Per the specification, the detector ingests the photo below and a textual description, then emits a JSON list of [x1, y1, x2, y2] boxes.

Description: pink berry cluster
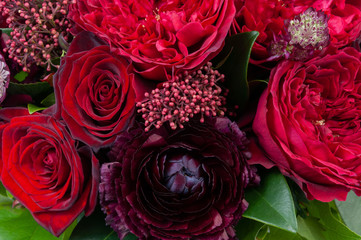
[[0, 0, 73, 72], [137, 62, 227, 131]]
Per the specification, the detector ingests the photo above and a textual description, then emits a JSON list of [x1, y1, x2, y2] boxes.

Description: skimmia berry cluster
[[0, 0, 73, 72], [137, 62, 227, 131], [269, 7, 330, 61]]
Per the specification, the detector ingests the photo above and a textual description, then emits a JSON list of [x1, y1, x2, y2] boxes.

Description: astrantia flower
[[0, 54, 10, 103], [68, 0, 235, 81], [100, 118, 259, 239], [234, 0, 361, 64], [0, 0, 73, 71], [137, 62, 226, 131], [269, 8, 330, 61]]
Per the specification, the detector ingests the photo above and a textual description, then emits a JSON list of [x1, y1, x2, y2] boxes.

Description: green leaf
[[235, 218, 266, 240], [0, 181, 6, 197], [297, 216, 326, 240], [27, 103, 47, 114], [123, 233, 138, 240], [6, 190, 13, 199], [243, 169, 298, 233], [307, 201, 361, 240], [7, 82, 53, 101], [70, 206, 127, 240], [263, 226, 305, 240], [212, 31, 259, 111], [40, 92, 55, 107], [0, 195, 76, 240], [14, 71, 29, 82], [336, 191, 361, 236], [0, 28, 12, 36]]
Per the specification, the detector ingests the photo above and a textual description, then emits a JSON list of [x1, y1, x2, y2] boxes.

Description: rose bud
[[100, 118, 259, 239]]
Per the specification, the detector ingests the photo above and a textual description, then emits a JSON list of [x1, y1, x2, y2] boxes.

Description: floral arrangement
[[1, 0, 361, 239]]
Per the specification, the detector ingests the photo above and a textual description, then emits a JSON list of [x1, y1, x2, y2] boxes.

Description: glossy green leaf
[[70, 206, 123, 240], [41, 92, 55, 107], [0, 28, 12, 36], [297, 216, 326, 240], [335, 191, 361, 236], [235, 218, 266, 240], [27, 103, 47, 114], [0, 181, 6, 196], [263, 226, 305, 240], [0, 195, 76, 240], [6, 190, 13, 199], [123, 233, 138, 240], [7, 82, 53, 101], [212, 31, 259, 111], [243, 169, 298, 233], [307, 201, 361, 240], [14, 71, 29, 82]]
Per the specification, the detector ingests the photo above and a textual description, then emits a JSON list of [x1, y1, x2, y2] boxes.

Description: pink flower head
[[68, 0, 235, 81]]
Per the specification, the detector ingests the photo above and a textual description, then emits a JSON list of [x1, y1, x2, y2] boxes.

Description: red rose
[[234, 0, 361, 63], [253, 47, 361, 201], [0, 108, 99, 236], [68, 0, 235, 81], [54, 31, 138, 149]]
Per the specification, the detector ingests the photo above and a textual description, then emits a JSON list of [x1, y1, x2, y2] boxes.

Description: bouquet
[[0, 0, 361, 239]]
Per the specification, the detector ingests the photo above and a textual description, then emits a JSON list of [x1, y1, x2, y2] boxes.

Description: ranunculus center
[[163, 151, 204, 195]]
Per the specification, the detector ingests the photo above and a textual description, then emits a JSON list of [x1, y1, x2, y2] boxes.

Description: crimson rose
[[54, 31, 137, 149], [234, 0, 361, 63], [0, 108, 99, 236], [68, 0, 235, 81], [253, 47, 361, 201], [100, 118, 258, 239]]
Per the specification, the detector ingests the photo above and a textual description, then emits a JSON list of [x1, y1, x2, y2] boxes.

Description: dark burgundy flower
[[100, 118, 258, 239]]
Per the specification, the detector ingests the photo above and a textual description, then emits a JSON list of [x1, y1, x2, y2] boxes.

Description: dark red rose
[[234, 0, 361, 64], [54, 31, 139, 149], [100, 118, 258, 240], [253, 47, 361, 201], [68, 0, 235, 81], [0, 108, 99, 236]]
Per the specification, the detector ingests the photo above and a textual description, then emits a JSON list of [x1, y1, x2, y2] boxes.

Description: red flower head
[[54, 31, 143, 150], [68, 0, 235, 81], [253, 47, 361, 201], [0, 108, 99, 236]]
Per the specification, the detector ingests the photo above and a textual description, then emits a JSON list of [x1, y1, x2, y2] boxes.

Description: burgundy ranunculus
[[0, 108, 99, 236], [253, 47, 361, 202], [54, 31, 138, 149], [68, 0, 235, 81], [100, 118, 258, 239], [234, 0, 361, 64]]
